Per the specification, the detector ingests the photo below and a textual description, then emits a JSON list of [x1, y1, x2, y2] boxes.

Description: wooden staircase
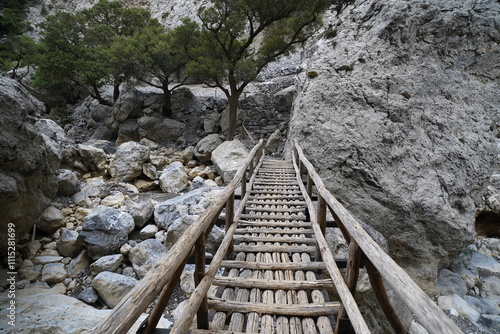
[[94, 139, 464, 334]]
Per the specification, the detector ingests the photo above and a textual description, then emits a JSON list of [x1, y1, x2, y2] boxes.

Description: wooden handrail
[[293, 139, 463, 334], [94, 139, 264, 334]]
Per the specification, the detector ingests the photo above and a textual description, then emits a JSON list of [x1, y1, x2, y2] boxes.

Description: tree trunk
[[162, 86, 172, 118], [92, 84, 113, 106], [113, 82, 120, 102], [227, 93, 241, 141]]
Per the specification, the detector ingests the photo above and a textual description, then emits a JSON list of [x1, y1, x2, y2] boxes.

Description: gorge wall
[[287, 0, 499, 291]]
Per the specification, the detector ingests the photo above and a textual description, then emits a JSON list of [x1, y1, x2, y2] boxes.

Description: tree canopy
[[34, 0, 160, 105], [183, 0, 334, 140]]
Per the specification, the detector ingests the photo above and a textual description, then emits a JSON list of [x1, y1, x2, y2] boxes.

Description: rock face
[[211, 140, 249, 183], [287, 0, 499, 291], [0, 77, 59, 254], [78, 205, 135, 260]]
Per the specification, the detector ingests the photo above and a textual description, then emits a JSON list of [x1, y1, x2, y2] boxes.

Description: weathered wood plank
[[235, 227, 315, 235], [213, 276, 334, 290], [233, 235, 317, 244], [233, 244, 317, 254], [238, 220, 311, 228], [240, 213, 307, 221]]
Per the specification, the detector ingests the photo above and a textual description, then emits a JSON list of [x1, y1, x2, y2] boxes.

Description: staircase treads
[[208, 299, 340, 317], [239, 213, 307, 221], [233, 235, 317, 244], [212, 276, 334, 290], [232, 244, 317, 254], [234, 227, 315, 235], [220, 260, 327, 271]]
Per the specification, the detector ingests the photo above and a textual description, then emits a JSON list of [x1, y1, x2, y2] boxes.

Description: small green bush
[[307, 70, 319, 78]]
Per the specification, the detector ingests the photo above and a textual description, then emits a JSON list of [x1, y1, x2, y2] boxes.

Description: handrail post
[[241, 168, 247, 199], [225, 193, 235, 255], [195, 234, 209, 330], [139, 259, 187, 334], [335, 240, 362, 334], [306, 174, 313, 199], [364, 256, 408, 334]]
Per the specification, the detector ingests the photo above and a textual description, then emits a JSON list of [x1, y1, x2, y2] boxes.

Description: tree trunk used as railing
[[94, 139, 264, 334], [293, 139, 463, 334]]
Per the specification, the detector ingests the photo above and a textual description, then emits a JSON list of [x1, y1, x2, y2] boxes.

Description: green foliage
[[34, 0, 159, 105], [183, 0, 336, 139], [307, 70, 319, 78], [0, 33, 37, 78]]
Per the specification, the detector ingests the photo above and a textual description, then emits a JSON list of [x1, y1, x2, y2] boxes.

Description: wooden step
[[250, 189, 303, 195], [238, 220, 311, 228], [232, 244, 317, 253], [234, 227, 315, 235], [212, 276, 334, 290], [239, 213, 307, 221], [246, 200, 306, 206], [233, 235, 316, 244], [220, 260, 327, 271], [208, 299, 340, 316], [245, 207, 305, 213]]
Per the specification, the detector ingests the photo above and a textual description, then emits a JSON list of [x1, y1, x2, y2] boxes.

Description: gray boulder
[[154, 187, 207, 229], [159, 161, 189, 193], [165, 215, 198, 250], [90, 254, 124, 275], [129, 200, 155, 228], [57, 228, 80, 257], [41, 263, 67, 284], [92, 271, 138, 308], [128, 239, 168, 279], [78, 144, 107, 172], [109, 141, 150, 182], [286, 0, 500, 291], [194, 134, 223, 163], [71, 192, 92, 207], [0, 77, 58, 256], [211, 140, 249, 183], [78, 205, 135, 260], [106, 87, 143, 133], [37, 206, 65, 234], [273, 85, 297, 112], [57, 169, 80, 196], [265, 129, 282, 153], [138, 116, 185, 144], [437, 269, 467, 297], [77, 287, 99, 304]]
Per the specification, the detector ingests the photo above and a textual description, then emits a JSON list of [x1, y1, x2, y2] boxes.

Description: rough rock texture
[[159, 161, 189, 193], [0, 287, 170, 333], [287, 0, 500, 291], [0, 77, 58, 254], [128, 239, 168, 279], [137, 116, 186, 144], [56, 169, 80, 196], [194, 134, 223, 163], [211, 140, 249, 182], [92, 271, 138, 308], [109, 141, 150, 182], [78, 205, 135, 260]]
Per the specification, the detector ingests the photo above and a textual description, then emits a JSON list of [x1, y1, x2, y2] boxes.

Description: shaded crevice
[[475, 211, 500, 237]]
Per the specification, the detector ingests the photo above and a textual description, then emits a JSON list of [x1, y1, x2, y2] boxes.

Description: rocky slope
[[287, 0, 500, 291]]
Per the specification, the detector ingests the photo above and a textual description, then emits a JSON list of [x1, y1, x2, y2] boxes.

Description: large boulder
[[56, 169, 80, 196], [138, 116, 185, 144], [78, 205, 135, 260], [0, 287, 171, 333], [159, 161, 189, 193], [77, 145, 107, 172], [109, 141, 150, 182], [37, 206, 65, 234], [273, 85, 297, 112], [0, 77, 58, 254], [211, 140, 249, 183], [106, 87, 143, 133], [154, 187, 208, 229], [286, 0, 500, 291], [92, 271, 138, 308], [128, 239, 168, 279], [194, 134, 223, 163]]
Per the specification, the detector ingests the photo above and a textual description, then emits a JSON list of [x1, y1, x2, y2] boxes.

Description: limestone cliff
[[287, 0, 499, 291]]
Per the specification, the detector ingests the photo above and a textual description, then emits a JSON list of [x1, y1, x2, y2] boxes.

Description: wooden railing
[[292, 139, 463, 334], [94, 139, 265, 334]]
